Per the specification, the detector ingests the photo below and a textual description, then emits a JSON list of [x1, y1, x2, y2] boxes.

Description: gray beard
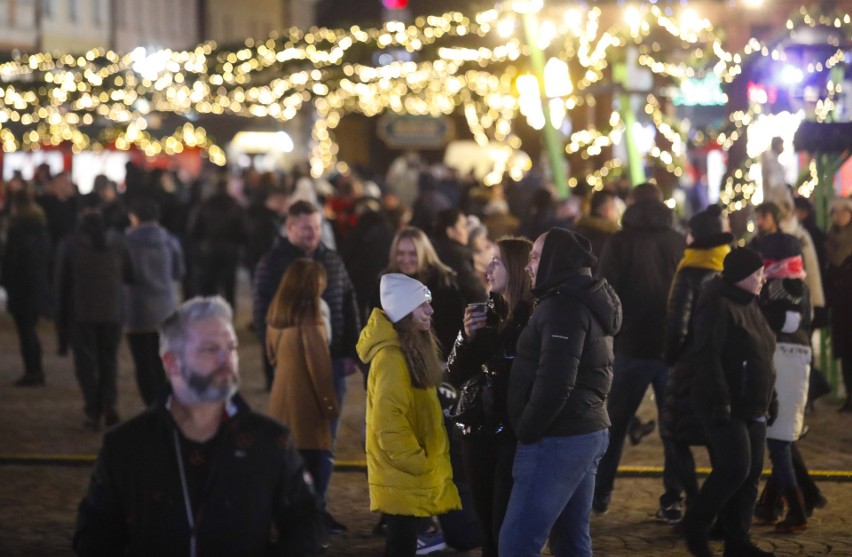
[[179, 362, 238, 404]]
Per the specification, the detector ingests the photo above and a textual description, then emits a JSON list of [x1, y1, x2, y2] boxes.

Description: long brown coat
[[267, 323, 339, 450]]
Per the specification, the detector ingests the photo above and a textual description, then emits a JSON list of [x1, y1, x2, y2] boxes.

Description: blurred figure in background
[[124, 199, 185, 406], [825, 197, 852, 412], [3, 188, 51, 387]]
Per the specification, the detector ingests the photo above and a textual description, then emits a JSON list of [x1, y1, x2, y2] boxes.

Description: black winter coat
[[73, 394, 324, 557], [660, 265, 720, 443], [188, 192, 249, 260], [825, 224, 852, 358], [508, 273, 622, 444], [1, 208, 50, 317], [446, 296, 533, 436], [689, 277, 776, 422], [253, 236, 360, 359], [55, 228, 134, 326], [597, 200, 684, 359]]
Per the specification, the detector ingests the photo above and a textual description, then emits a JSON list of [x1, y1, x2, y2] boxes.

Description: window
[[92, 0, 101, 25], [69, 0, 78, 22], [43, 0, 54, 18]]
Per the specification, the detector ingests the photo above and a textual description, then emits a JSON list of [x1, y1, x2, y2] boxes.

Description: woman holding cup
[[446, 237, 533, 557]]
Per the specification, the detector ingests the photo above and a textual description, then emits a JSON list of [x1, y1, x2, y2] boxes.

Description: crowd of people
[[1, 154, 851, 556]]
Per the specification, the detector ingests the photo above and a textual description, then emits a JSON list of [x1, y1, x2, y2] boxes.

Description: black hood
[[621, 199, 674, 231], [533, 227, 597, 296], [554, 274, 623, 336]]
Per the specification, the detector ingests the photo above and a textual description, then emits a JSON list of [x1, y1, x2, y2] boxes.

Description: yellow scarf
[[677, 244, 731, 272]]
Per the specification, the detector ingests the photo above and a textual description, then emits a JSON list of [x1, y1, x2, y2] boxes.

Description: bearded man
[[74, 296, 324, 557]]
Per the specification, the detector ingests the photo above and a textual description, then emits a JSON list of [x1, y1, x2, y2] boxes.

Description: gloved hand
[[767, 391, 779, 426], [812, 306, 829, 330], [709, 405, 731, 426]]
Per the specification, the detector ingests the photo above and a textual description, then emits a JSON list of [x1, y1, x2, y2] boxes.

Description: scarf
[[826, 223, 852, 267], [763, 255, 805, 280], [677, 244, 731, 272]]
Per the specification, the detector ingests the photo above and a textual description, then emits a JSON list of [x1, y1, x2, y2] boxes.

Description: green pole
[[613, 60, 646, 187], [521, 12, 569, 198]]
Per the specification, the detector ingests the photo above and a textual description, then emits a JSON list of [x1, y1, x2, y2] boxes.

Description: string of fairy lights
[[0, 2, 849, 209]]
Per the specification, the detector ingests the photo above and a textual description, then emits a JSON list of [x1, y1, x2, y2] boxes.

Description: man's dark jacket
[[597, 199, 684, 359], [253, 235, 360, 359], [508, 230, 622, 444], [74, 393, 324, 557], [689, 277, 776, 421]]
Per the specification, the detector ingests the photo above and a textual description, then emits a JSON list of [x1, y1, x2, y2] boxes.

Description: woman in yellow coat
[[357, 273, 461, 557], [266, 259, 339, 495]]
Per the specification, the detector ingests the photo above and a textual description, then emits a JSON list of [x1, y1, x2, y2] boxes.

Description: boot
[[753, 480, 781, 525], [793, 445, 827, 516], [681, 513, 713, 557], [723, 540, 776, 557], [14, 372, 45, 387], [775, 488, 808, 533]]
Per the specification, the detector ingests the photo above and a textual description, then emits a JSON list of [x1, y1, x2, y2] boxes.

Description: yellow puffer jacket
[[356, 308, 461, 517]]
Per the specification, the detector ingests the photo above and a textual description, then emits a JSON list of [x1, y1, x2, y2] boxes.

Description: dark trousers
[[685, 417, 766, 550], [595, 354, 682, 506], [671, 441, 700, 507], [459, 433, 515, 557], [12, 312, 43, 375], [126, 331, 166, 406], [384, 514, 419, 557], [72, 322, 122, 418], [299, 449, 324, 498], [842, 358, 852, 400]]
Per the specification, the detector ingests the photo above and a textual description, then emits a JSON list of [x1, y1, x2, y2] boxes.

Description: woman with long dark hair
[[446, 237, 533, 557]]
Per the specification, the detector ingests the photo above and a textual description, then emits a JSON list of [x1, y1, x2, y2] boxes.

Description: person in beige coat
[[266, 259, 339, 496]]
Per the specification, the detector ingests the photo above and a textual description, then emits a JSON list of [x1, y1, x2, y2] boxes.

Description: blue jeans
[[767, 438, 797, 489], [595, 353, 682, 507], [499, 430, 609, 557], [317, 358, 348, 501]]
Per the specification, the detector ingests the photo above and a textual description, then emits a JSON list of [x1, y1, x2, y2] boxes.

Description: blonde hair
[[385, 226, 454, 281]]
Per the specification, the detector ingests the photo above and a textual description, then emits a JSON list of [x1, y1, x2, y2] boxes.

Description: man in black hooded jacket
[[593, 183, 686, 521], [500, 228, 621, 557]]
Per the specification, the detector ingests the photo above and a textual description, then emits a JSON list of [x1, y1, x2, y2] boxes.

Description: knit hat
[[757, 232, 801, 260], [687, 205, 733, 249], [722, 247, 764, 283], [380, 273, 432, 323]]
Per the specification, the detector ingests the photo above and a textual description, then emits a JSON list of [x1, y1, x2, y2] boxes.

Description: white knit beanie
[[380, 273, 432, 323]]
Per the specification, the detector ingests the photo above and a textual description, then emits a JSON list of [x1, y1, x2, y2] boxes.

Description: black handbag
[[447, 369, 495, 429]]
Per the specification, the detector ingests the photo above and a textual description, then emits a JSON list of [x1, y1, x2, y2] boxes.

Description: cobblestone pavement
[[2, 277, 851, 556]]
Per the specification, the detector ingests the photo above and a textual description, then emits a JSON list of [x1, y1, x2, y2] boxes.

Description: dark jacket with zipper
[[1, 207, 51, 318], [689, 277, 776, 422], [253, 235, 360, 360], [73, 393, 324, 557], [508, 234, 622, 444], [660, 265, 720, 443], [446, 295, 533, 437], [597, 199, 684, 359]]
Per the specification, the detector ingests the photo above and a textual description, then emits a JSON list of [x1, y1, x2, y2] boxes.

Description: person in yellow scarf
[[661, 204, 733, 513]]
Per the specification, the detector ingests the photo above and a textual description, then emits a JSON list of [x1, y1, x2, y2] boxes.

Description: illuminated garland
[[0, 2, 847, 198]]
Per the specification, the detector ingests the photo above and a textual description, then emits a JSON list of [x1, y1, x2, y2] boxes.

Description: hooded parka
[[357, 308, 461, 517]]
